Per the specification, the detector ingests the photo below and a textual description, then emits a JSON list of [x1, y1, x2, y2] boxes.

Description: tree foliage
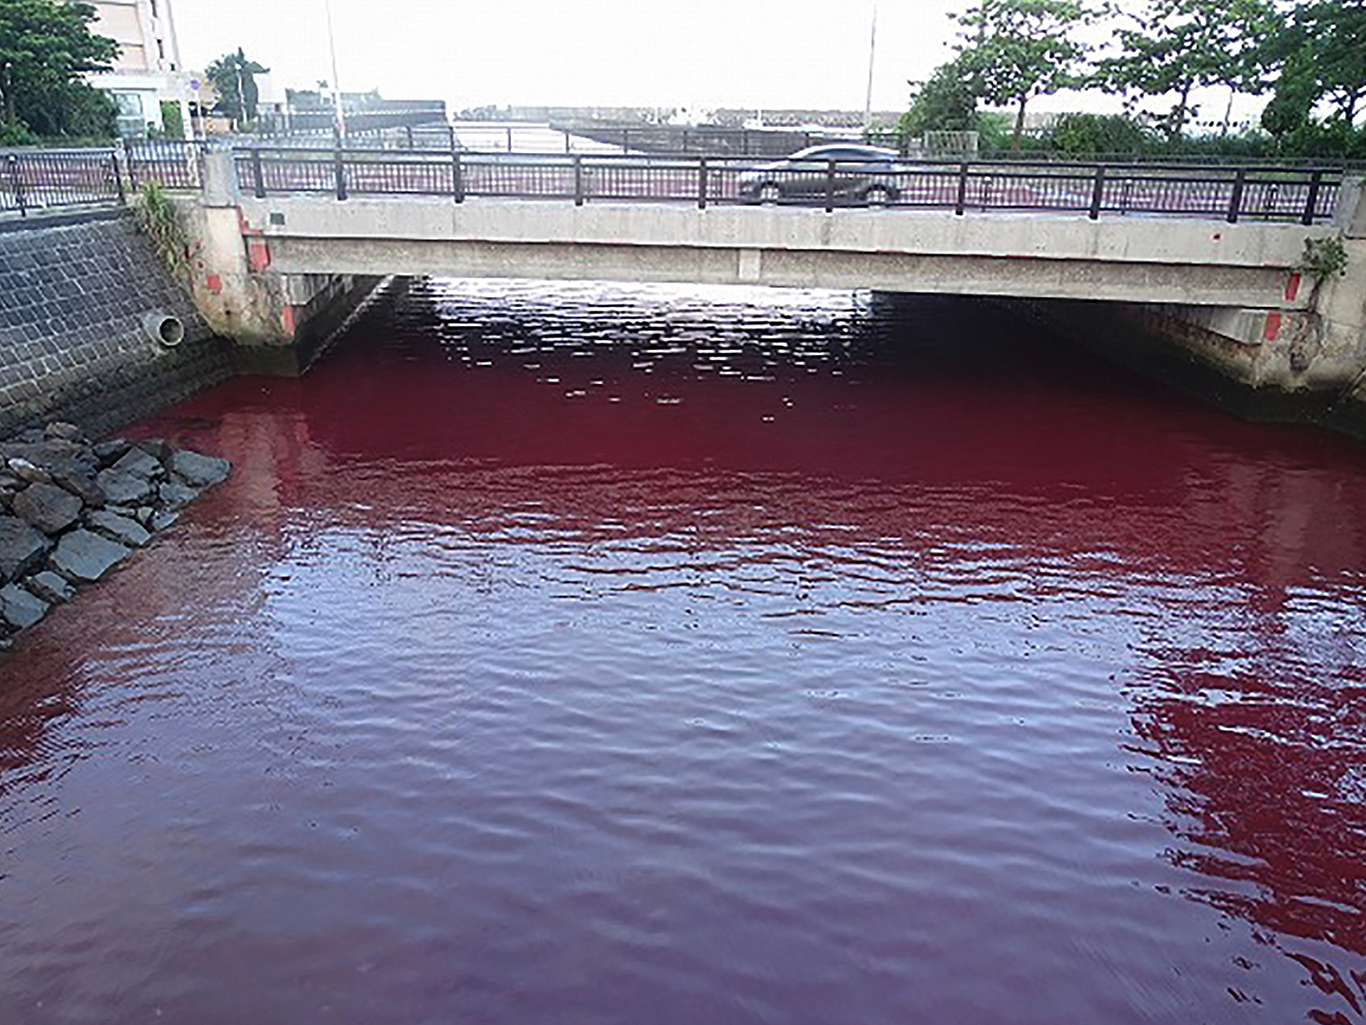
[[1091, 0, 1278, 139], [0, 0, 118, 137], [206, 48, 269, 125], [950, 0, 1093, 149], [899, 59, 979, 137], [1262, 0, 1366, 134]]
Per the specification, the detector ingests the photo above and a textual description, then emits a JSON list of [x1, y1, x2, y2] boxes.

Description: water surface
[[2, 280, 1365, 1024]]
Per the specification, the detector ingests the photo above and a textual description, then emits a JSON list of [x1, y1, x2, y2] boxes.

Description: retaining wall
[[0, 211, 235, 438]]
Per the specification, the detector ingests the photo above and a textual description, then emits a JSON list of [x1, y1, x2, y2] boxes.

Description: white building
[[85, 0, 191, 138]]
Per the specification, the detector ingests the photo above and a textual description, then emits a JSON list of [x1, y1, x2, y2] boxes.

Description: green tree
[[0, 0, 118, 136], [1264, 1, 1366, 129], [206, 48, 269, 126], [1091, 0, 1278, 140], [950, 0, 1094, 151], [899, 59, 980, 139]]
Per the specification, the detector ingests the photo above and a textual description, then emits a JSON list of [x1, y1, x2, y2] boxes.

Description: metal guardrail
[[0, 140, 208, 217], [0, 141, 1346, 226], [230, 146, 1343, 225]]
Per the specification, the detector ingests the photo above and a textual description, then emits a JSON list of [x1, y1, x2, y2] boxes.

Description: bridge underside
[[177, 192, 1366, 437], [240, 196, 1315, 312], [262, 235, 1302, 312]]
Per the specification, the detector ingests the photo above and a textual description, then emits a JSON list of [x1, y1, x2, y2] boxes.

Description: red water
[[2, 280, 1365, 1025]]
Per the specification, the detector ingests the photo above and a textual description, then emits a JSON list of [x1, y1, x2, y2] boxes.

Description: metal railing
[[1, 148, 123, 216], [230, 146, 1344, 225], [0, 140, 210, 217], [0, 141, 1346, 226]]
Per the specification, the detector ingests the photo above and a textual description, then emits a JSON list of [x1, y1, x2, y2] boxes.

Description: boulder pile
[[0, 422, 231, 650]]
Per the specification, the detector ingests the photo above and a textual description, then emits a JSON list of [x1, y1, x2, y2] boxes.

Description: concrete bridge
[[156, 145, 1366, 433]]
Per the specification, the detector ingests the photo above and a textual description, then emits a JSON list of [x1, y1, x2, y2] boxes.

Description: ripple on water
[[1, 280, 1365, 1024]]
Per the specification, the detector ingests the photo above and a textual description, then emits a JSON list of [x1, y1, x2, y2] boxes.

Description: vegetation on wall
[[135, 182, 194, 282]]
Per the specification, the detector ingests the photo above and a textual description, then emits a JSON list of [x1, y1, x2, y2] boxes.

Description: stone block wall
[[0, 211, 235, 439]]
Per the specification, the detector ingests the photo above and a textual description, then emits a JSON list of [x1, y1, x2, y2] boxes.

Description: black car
[[737, 144, 901, 205]]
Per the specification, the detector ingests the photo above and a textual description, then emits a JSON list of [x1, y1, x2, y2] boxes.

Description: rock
[[137, 438, 173, 463], [170, 450, 232, 488], [93, 438, 133, 468], [0, 583, 48, 630], [150, 510, 180, 532], [14, 428, 43, 444], [87, 509, 151, 548], [44, 422, 85, 443], [50, 529, 130, 583], [25, 571, 75, 605], [50, 468, 105, 509], [13, 482, 84, 535], [135, 506, 154, 526], [111, 446, 165, 481], [0, 516, 52, 583], [2, 439, 91, 471], [7, 457, 52, 485], [0, 635, 11, 652], [158, 480, 200, 510], [94, 468, 154, 506]]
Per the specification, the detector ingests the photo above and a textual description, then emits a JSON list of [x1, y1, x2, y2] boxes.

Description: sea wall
[[0, 211, 234, 438]]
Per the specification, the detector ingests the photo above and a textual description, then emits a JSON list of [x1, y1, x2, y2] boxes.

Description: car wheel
[[758, 183, 781, 205], [865, 186, 892, 207]]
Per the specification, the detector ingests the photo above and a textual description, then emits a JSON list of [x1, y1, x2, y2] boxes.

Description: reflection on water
[[1, 279, 1365, 1024]]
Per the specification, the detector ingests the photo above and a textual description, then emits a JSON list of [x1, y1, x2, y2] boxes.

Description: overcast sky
[[169, 0, 1262, 124]]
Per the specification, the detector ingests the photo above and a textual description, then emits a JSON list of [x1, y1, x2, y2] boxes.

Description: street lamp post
[[323, 0, 347, 140]]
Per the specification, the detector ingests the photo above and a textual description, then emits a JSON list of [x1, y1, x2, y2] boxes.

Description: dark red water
[[2, 279, 1365, 1025]]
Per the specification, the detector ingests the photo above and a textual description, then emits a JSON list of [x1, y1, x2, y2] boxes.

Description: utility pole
[[863, 3, 878, 129], [323, 0, 347, 140]]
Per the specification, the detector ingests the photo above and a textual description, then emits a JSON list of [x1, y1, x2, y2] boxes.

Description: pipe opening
[[143, 312, 185, 347]]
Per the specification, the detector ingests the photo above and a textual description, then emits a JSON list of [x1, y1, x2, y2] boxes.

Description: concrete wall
[[176, 168, 384, 374], [0, 211, 234, 438]]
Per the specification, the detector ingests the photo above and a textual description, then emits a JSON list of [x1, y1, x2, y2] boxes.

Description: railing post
[[825, 160, 835, 212], [573, 154, 584, 206], [1302, 170, 1323, 226], [1226, 168, 1246, 224], [452, 147, 464, 204], [955, 162, 969, 216], [564, 130, 571, 155], [8, 155, 26, 218], [334, 140, 348, 201], [111, 147, 126, 205], [506, 126, 513, 152], [1088, 165, 1106, 221], [404, 124, 414, 150], [251, 148, 266, 198], [621, 128, 629, 154], [697, 157, 708, 210]]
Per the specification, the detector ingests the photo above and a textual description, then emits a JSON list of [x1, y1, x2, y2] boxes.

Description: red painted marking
[[246, 238, 272, 273], [281, 305, 297, 336], [204, 272, 223, 295], [236, 207, 262, 236], [1264, 311, 1282, 341], [1285, 273, 1301, 302]]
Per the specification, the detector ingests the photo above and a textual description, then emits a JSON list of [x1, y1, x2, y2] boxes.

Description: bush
[[159, 100, 185, 139], [0, 122, 39, 147], [1044, 114, 1155, 157]]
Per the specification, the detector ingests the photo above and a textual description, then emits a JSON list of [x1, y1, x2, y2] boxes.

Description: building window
[[112, 91, 147, 138]]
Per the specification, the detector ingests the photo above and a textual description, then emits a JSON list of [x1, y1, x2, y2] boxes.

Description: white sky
[[169, 0, 1264, 125]]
